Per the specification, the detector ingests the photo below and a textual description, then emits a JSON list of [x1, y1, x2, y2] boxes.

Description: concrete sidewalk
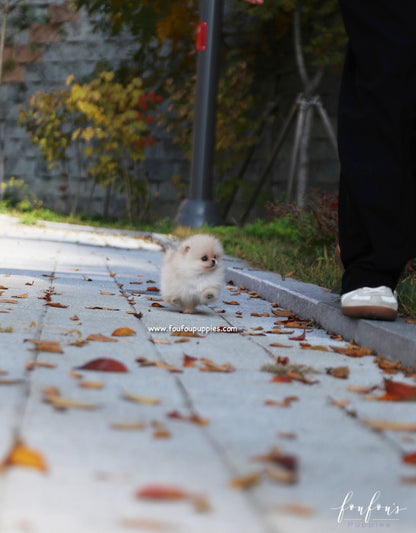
[[0, 214, 415, 533]]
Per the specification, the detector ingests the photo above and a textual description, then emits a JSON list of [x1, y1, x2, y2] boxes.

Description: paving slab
[[0, 215, 415, 533]]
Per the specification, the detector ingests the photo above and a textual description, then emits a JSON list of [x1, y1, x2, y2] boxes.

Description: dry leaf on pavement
[[167, 410, 209, 426], [77, 357, 128, 372], [112, 327, 136, 337], [199, 358, 235, 373], [326, 366, 350, 379], [0, 439, 48, 473], [330, 344, 374, 357], [86, 333, 117, 342], [122, 389, 161, 405], [362, 418, 416, 432], [24, 339, 63, 353], [373, 379, 416, 402], [230, 471, 262, 490]]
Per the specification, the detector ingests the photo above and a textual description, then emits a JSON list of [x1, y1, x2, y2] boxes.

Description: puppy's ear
[[180, 243, 191, 255]]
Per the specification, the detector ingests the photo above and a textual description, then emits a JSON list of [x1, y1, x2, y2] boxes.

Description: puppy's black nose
[[211, 259, 216, 267]]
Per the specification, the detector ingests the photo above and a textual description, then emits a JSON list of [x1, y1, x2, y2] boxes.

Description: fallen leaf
[[152, 338, 172, 345], [271, 375, 293, 384], [112, 327, 136, 337], [147, 286, 160, 292], [83, 276, 92, 282], [223, 300, 240, 305], [271, 309, 293, 318], [265, 464, 297, 484], [155, 361, 183, 373], [170, 330, 203, 338], [26, 361, 57, 371], [362, 418, 416, 432], [136, 485, 189, 501], [110, 421, 146, 431], [326, 366, 350, 379], [100, 290, 114, 295], [12, 293, 28, 299], [300, 343, 329, 352], [151, 421, 171, 439], [0, 439, 47, 473], [289, 330, 306, 341], [376, 379, 416, 402], [136, 357, 157, 367], [330, 344, 374, 357], [85, 306, 120, 311], [45, 302, 68, 308], [183, 354, 198, 368], [402, 451, 416, 465], [24, 339, 63, 353], [277, 502, 316, 516], [42, 389, 100, 411], [0, 378, 24, 385], [119, 518, 172, 531], [151, 302, 165, 308], [86, 333, 117, 342], [347, 384, 379, 394], [167, 410, 209, 426], [0, 299, 18, 304], [277, 431, 297, 440], [70, 314, 80, 321], [78, 381, 105, 389], [269, 343, 292, 348], [122, 390, 161, 405], [77, 358, 128, 372], [199, 358, 235, 373], [230, 471, 261, 490], [264, 396, 299, 408]]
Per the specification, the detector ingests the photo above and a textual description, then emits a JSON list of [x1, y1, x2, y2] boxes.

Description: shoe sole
[[342, 305, 397, 321]]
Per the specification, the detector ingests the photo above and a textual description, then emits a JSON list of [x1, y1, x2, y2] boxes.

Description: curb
[[225, 256, 416, 368]]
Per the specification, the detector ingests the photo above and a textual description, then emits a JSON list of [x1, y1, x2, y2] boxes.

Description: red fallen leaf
[[183, 354, 198, 368], [77, 358, 128, 372], [403, 452, 416, 465], [289, 330, 306, 341], [136, 484, 189, 501], [276, 356, 289, 365], [271, 375, 292, 384], [378, 379, 416, 401], [147, 286, 160, 292]]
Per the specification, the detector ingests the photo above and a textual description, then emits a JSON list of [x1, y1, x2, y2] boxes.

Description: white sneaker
[[341, 286, 398, 321]]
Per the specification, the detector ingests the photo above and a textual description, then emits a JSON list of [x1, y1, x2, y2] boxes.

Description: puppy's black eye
[[201, 256, 208, 262]]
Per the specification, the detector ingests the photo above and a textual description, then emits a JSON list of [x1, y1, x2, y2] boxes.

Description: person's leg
[[338, 1, 416, 298]]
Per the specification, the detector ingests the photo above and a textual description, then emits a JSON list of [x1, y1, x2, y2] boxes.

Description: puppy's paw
[[181, 306, 197, 314], [201, 287, 219, 304]]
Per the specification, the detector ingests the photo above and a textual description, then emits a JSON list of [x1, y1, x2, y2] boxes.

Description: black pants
[[338, 0, 416, 294]]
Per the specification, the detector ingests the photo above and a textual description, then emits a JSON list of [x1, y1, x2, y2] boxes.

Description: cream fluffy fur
[[161, 234, 224, 313]]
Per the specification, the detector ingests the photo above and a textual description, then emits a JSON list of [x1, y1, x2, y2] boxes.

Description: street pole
[[174, 0, 223, 228]]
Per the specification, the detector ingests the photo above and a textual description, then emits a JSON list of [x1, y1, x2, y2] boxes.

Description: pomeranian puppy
[[161, 234, 224, 313]]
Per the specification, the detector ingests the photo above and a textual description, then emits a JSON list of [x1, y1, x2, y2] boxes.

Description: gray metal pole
[[174, 0, 223, 228]]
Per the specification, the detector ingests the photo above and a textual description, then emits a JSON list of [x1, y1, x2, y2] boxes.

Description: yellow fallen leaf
[[110, 421, 147, 431], [230, 471, 261, 490], [78, 381, 105, 389], [122, 389, 161, 405], [24, 339, 63, 353], [1, 439, 47, 473]]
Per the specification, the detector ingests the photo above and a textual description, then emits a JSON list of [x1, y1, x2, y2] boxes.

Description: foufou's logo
[[332, 491, 407, 524]]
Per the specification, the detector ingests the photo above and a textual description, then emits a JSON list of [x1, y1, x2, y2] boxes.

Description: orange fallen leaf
[[289, 330, 306, 341], [278, 502, 316, 516], [86, 333, 117, 342], [376, 379, 416, 401], [24, 339, 63, 354], [271, 375, 292, 384], [269, 343, 292, 348], [151, 302, 164, 308], [136, 357, 157, 367], [265, 396, 298, 408], [230, 471, 261, 490], [265, 464, 297, 484], [152, 338, 172, 345], [26, 361, 57, 371], [300, 343, 329, 352], [284, 321, 310, 329], [271, 308, 293, 318], [147, 286, 160, 292], [167, 410, 209, 426], [348, 384, 379, 394], [1, 439, 47, 473], [78, 381, 105, 389], [100, 290, 114, 295], [330, 344, 374, 357], [112, 327, 136, 337], [170, 330, 203, 338], [136, 485, 189, 501], [46, 302, 68, 308], [0, 299, 18, 304], [155, 361, 183, 373], [326, 366, 350, 379], [199, 358, 235, 373], [223, 300, 240, 305]]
